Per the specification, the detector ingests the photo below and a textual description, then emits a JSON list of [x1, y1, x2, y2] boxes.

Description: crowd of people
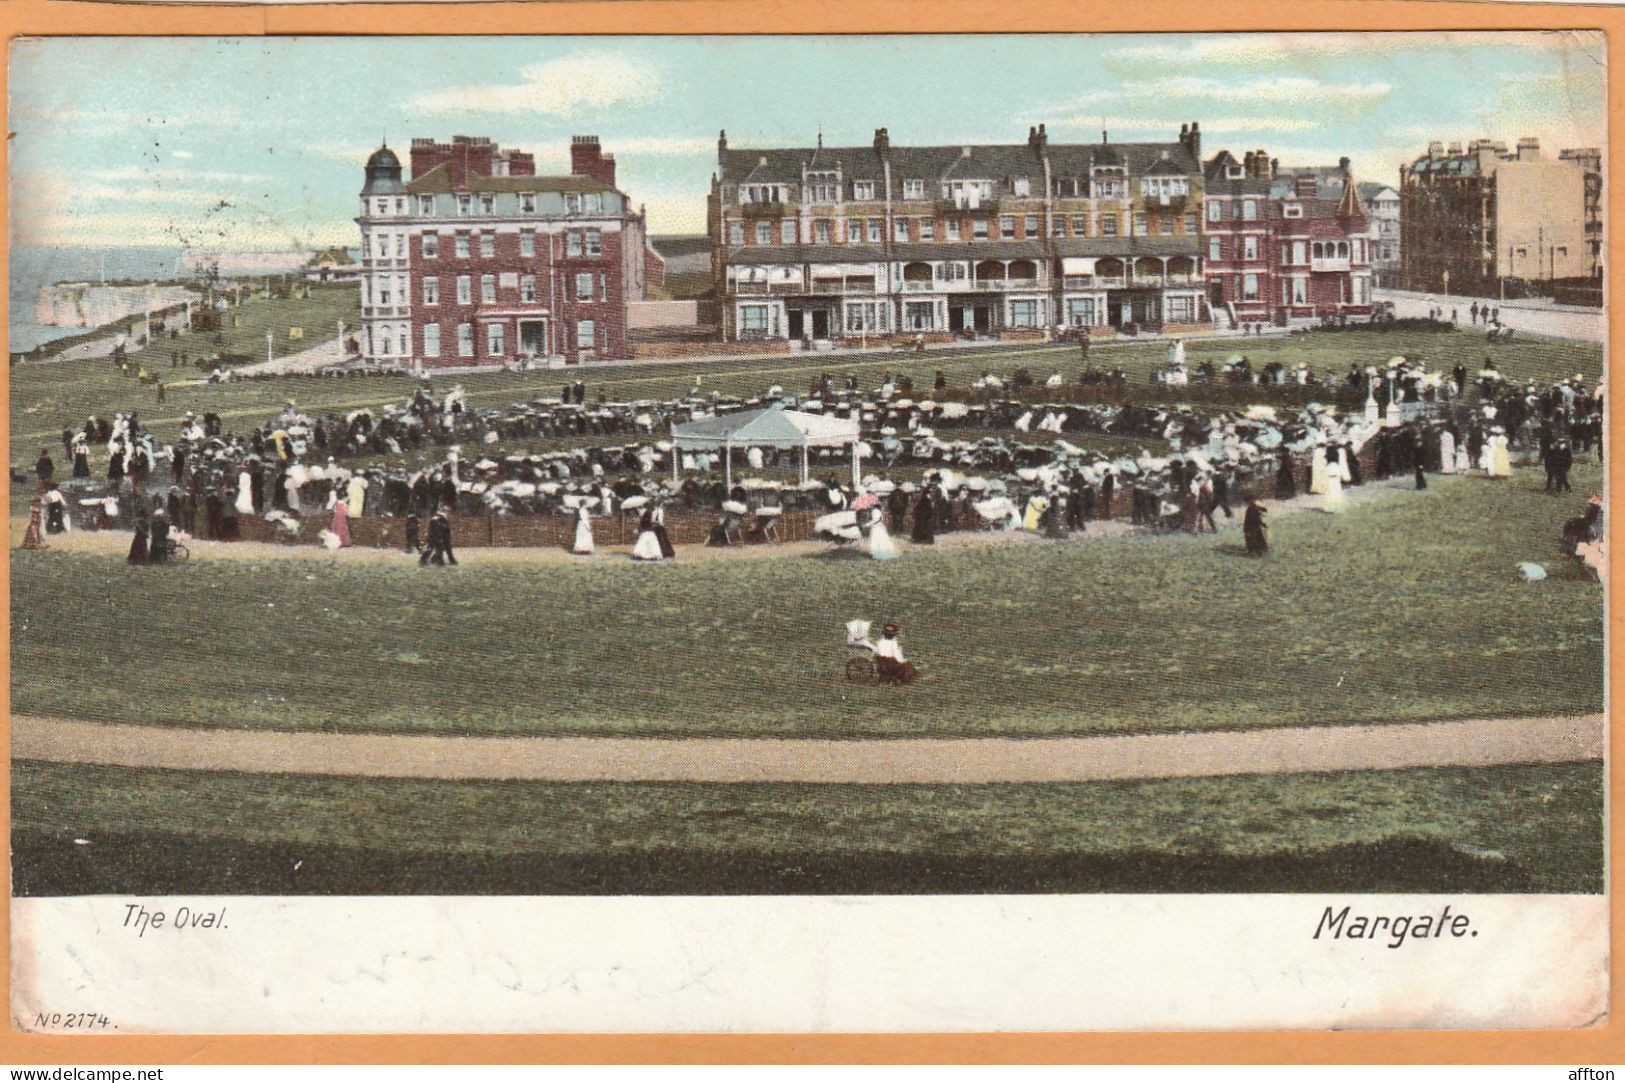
[[19, 347, 1603, 572]]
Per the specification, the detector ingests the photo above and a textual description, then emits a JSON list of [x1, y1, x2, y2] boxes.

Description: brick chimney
[[1517, 136, 1541, 161], [410, 135, 496, 186], [1252, 148, 1270, 179], [1295, 173, 1318, 198], [571, 135, 616, 187], [874, 127, 890, 154], [718, 129, 728, 164]]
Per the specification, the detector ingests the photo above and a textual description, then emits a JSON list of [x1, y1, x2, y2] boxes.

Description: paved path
[[232, 336, 345, 376], [1375, 287, 1604, 344], [11, 713, 1603, 784]]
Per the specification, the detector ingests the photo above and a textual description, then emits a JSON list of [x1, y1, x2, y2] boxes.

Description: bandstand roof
[[671, 405, 860, 450]]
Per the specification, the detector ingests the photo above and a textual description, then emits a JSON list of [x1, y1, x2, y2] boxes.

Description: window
[[1292, 277, 1308, 305], [1052, 217, 1066, 237], [565, 193, 582, 214], [375, 235, 389, 258], [1242, 273, 1259, 301], [867, 219, 883, 243], [946, 219, 961, 241], [1242, 199, 1258, 221], [806, 172, 839, 204], [1160, 216, 1174, 236], [456, 194, 472, 216], [520, 275, 537, 303], [454, 234, 470, 259], [487, 323, 505, 356], [577, 320, 596, 350], [895, 219, 910, 242], [1283, 203, 1303, 219], [848, 220, 864, 244], [585, 229, 602, 257], [1166, 296, 1196, 323], [1208, 237, 1222, 261], [1184, 214, 1198, 234], [845, 301, 889, 333], [1243, 237, 1259, 261], [999, 216, 1015, 238], [1101, 215, 1118, 236], [1207, 200, 1222, 222], [973, 219, 989, 240], [569, 231, 585, 256], [781, 220, 797, 244], [740, 305, 769, 333], [903, 179, 925, 199], [584, 193, 602, 214], [423, 233, 439, 259], [1133, 213, 1148, 235], [575, 273, 594, 301], [377, 278, 391, 305], [1009, 299, 1040, 328], [418, 195, 435, 215], [481, 275, 496, 303], [519, 192, 536, 213], [903, 301, 936, 331], [1292, 241, 1306, 264], [423, 323, 441, 358], [853, 181, 875, 201], [520, 231, 535, 258], [756, 221, 772, 245], [479, 194, 495, 215], [1065, 298, 1097, 326], [456, 276, 471, 304], [374, 199, 388, 217], [422, 277, 439, 305], [814, 221, 830, 244], [943, 262, 967, 281], [1013, 176, 1031, 197], [1024, 215, 1039, 236], [919, 219, 934, 241], [479, 233, 495, 259], [1073, 214, 1088, 236], [456, 323, 473, 357]]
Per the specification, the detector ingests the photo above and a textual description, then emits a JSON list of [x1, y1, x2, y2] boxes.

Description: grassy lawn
[[10, 463, 1603, 738], [11, 325, 1602, 456], [11, 759, 1603, 894]]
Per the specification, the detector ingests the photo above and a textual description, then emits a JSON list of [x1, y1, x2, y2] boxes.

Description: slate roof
[[719, 135, 1199, 197], [405, 162, 617, 195]]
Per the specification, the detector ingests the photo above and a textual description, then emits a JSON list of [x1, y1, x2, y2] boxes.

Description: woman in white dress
[[1309, 443, 1329, 494], [1438, 428, 1457, 474], [235, 468, 254, 516], [866, 508, 898, 560], [1321, 456, 1345, 512], [1489, 431, 1513, 478], [347, 473, 368, 517], [572, 505, 594, 555], [631, 506, 664, 561]]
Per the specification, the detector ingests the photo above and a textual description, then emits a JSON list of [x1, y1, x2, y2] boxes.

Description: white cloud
[[171, 150, 194, 159], [1064, 76, 1390, 109], [84, 166, 273, 185], [1107, 31, 1596, 65], [1055, 115, 1319, 135], [405, 53, 660, 117]]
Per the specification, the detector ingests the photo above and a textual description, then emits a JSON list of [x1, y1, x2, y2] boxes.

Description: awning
[[1061, 257, 1098, 275], [672, 405, 860, 450]]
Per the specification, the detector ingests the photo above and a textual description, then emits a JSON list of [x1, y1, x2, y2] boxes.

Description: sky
[[8, 32, 1606, 251]]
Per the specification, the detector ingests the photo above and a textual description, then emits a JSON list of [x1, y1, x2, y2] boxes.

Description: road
[[11, 713, 1603, 784], [1375, 287, 1604, 344]]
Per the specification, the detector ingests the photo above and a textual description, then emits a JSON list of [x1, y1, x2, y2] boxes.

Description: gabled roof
[[405, 162, 617, 196], [672, 405, 859, 449]]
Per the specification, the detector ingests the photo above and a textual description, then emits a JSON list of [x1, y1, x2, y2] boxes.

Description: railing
[[361, 258, 409, 270], [362, 305, 406, 317], [970, 277, 1041, 291], [1311, 257, 1352, 272], [808, 280, 878, 295], [730, 281, 803, 295], [738, 201, 787, 217]]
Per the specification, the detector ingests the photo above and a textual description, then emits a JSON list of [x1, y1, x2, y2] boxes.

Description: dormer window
[[418, 195, 435, 215], [456, 194, 472, 216], [1283, 202, 1303, 219], [479, 194, 496, 215], [519, 192, 536, 213], [565, 193, 583, 214], [902, 179, 925, 199], [852, 180, 875, 201], [1227, 165, 1244, 179], [1012, 176, 1031, 197], [806, 172, 840, 204]]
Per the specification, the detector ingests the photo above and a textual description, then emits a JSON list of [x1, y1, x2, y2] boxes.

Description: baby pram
[[843, 619, 876, 682]]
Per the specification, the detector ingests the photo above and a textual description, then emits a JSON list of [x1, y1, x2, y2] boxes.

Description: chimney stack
[[718, 129, 728, 162], [873, 127, 890, 154], [1338, 156, 1351, 175], [570, 134, 616, 187], [1295, 173, 1318, 198], [1517, 136, 1541, 160], [1270, 157, 1279, 178], [1427, 140, 1444, 158]]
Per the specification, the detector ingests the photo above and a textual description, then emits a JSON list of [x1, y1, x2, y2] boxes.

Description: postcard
[[7, 30, 1607, 1035]]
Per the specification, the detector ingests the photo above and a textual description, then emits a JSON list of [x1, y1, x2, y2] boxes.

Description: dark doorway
[[811, 310, 830, 339], [787, 310, 804, 340]]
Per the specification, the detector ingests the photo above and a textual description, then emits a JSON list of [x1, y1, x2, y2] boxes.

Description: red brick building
[[357, 135, 652, 370], [1202, 148, 1376, 326]]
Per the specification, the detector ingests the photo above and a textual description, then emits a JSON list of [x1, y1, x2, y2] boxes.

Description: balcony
[[739, 201, 787, 218], [1311, 257, 1352, 272], [362, 305, 406, 318], [362, 257, 409, 270], [937, 197, 997, 216], [730, 280, 803, 296], [809, 279, 878, 295], [970, 277, 1040, 292]]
